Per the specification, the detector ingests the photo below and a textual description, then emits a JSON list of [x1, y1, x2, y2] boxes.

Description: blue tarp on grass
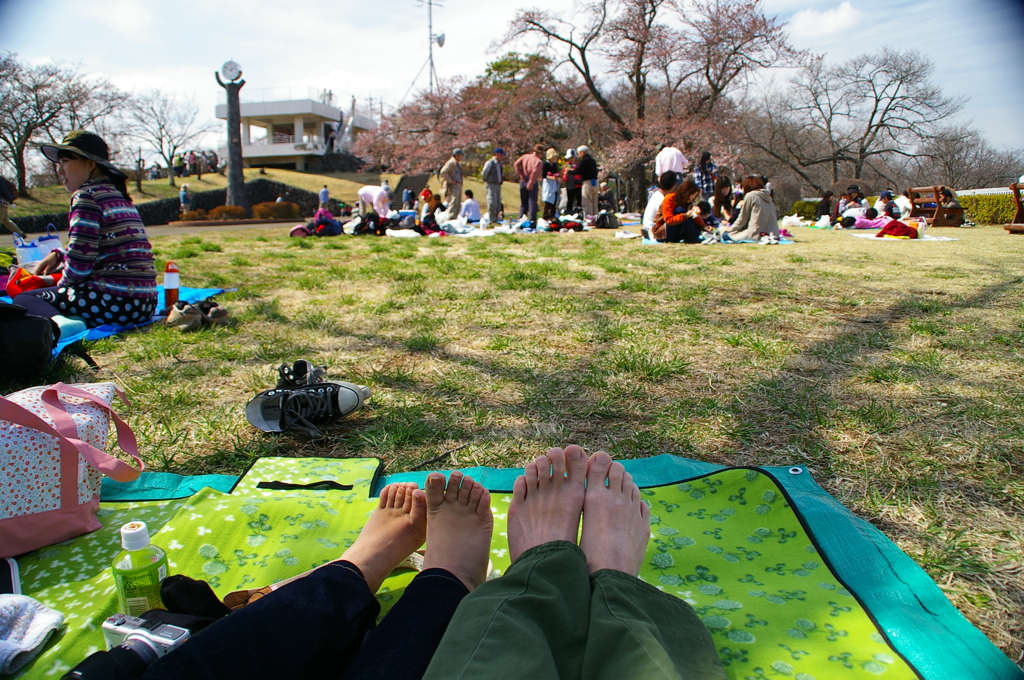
[[0, 286, 227, 356]]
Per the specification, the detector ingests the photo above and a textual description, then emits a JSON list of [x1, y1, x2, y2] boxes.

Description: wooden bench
[[1005, 183, 1024, 234], [908, 186, 965, 227]]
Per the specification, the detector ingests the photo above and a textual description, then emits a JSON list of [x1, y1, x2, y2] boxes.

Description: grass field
[[6, 223, 1023, 667]]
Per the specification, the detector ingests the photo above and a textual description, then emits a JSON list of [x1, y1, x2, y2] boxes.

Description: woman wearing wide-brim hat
[[12, 130, 157, 328]]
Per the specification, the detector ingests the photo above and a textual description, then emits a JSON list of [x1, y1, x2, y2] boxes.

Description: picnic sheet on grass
[[13, 456, 1021, 680], [850, 233, 959, 242], [0, 286, 227, 357], [642, 238, 796, 245]]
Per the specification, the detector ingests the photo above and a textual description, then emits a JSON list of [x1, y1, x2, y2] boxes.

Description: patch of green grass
[[618, 276, 664, 294], [722, 332, 793, 360], [245, 298, 287, 323], [404, 333, 443, 352], [171, 245, 201, 259], [862, 363, 913, 384], [604, 345, 690, 381], [230, 256, 252, 266], [495, 267, 550, 290]]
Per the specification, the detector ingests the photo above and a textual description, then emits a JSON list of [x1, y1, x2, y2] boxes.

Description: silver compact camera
[[102, 614, 190, 662]]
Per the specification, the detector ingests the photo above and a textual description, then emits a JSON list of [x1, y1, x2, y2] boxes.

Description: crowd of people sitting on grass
[[813, 184, 964, 231], [279, 142, 788, 243]]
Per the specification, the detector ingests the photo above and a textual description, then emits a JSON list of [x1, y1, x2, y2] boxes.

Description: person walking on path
[[514, 145, 544, 225], [481, 148, 506, 224], [179, 183, 191, 215], [0, 174, 26, 237], [655, 143, 688, 181], [439, 149, 465, 222], [319, 185, 330, 207], [402, 187, 415, 210], [577, 146, 599, 218]]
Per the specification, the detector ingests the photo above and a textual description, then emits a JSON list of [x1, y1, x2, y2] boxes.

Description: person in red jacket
[[660, 178, 706, 243]]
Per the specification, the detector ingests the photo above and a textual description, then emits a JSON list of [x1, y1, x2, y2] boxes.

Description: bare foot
[[507, 445, 588, 563], [419, 471, 493, 591], [579, 452, 651, 576], [340, 482, 427, 593]]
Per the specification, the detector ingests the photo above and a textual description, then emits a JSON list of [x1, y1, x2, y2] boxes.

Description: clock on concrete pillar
[[221, 60, 242, 82]]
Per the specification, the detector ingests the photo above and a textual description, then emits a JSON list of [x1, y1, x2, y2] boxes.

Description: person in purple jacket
[[13, 131, 157, 328]]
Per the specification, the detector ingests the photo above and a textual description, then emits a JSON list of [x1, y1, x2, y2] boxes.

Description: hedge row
[[789, 200, 819, 221], [11, 178, 322, 232], [959, 194, 1017, 224]]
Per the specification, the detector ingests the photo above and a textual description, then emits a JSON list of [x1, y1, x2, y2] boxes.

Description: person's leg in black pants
[[340, 569, 468, 680], [141, 476, 492, 680], [519, 182, 530, 218], [12, 286, 61, 318], [665, 218, 701, 244]]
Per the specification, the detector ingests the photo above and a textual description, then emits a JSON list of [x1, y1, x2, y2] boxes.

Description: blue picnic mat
[[0, 286, 227, 356]]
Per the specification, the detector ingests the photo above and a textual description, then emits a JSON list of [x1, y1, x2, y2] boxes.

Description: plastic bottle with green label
[[112, 521, 168, 616]]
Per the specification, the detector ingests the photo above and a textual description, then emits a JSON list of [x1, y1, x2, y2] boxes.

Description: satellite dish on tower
[[435, 33, 445, 48]]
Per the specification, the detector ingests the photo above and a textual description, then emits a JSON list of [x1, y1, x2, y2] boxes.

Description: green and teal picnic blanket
[[13, 455, 1022, 680]]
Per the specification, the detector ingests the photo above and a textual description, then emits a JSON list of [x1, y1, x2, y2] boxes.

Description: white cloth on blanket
[[0, 594, 64, 674]]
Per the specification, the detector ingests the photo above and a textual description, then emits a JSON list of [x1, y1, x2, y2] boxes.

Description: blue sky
[[1, 0, 1022, 148]]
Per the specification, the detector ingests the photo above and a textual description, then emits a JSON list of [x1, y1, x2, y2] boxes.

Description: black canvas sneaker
[[246, 381, 370, 438]]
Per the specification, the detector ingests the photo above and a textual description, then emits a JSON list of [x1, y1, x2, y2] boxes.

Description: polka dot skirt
[[36, 286, 158, 328]]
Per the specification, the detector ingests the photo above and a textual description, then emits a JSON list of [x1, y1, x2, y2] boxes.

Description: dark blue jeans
[[140, 562, 468, 680], [519, 183, 539, 224]]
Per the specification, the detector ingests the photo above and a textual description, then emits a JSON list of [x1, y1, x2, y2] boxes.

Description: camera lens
[[121, 637, 160, 666]]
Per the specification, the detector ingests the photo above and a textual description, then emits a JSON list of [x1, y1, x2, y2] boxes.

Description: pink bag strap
[[0, 397, 91, 508], [38, 383, 144, 483]]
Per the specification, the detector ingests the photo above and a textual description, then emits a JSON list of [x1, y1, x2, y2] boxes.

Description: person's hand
[[33, 250, 62, 276]]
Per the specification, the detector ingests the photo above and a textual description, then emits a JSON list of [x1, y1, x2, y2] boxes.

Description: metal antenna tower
[[421, 0, 444, 93]]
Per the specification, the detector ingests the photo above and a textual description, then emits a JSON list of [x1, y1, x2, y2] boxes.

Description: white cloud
[[789, 1, 863, 39]]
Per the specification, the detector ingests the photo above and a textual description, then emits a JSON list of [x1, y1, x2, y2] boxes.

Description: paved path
[[145, 221, 294, 237]]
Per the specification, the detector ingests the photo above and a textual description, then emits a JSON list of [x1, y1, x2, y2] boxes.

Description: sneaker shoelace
[[281, 387, 336, 437]]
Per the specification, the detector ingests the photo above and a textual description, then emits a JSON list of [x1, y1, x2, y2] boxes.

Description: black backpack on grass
[[0, 302, 57, 381]]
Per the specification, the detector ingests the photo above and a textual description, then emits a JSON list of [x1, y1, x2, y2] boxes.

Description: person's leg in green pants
[[425, 447, 726, 680], [583, 570, 725, 680]]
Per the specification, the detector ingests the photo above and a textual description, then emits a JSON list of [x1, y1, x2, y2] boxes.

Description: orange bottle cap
[[165, 262, 179, 273]]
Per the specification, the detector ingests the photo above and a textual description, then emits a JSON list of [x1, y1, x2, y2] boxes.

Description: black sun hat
[[39, 130, 126, 178]]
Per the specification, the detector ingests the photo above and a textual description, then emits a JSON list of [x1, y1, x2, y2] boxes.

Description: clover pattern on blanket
[[639, 469, 917, 680]]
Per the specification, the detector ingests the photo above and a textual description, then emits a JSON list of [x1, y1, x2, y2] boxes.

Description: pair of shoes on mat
[[246, 359, 370, 438], [166, 300, 229, 331]]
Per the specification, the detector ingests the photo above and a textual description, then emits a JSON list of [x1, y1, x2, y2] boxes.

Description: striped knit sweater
[[62, 179, 156, 298]]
